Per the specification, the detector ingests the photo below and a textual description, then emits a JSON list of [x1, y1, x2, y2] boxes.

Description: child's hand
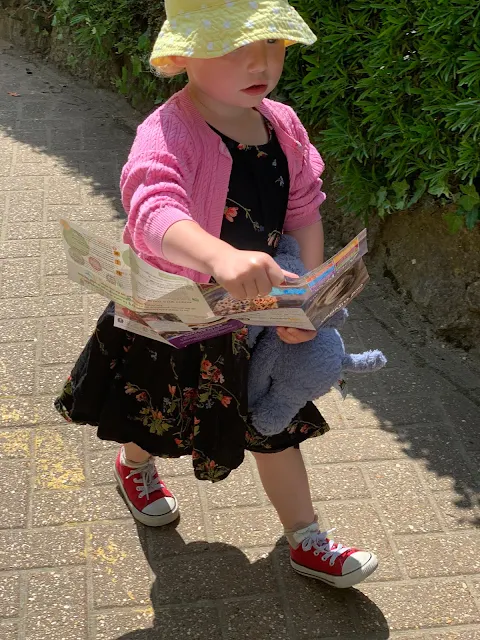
[[277, 327, 317, 344], [212, 248, 286, 300]]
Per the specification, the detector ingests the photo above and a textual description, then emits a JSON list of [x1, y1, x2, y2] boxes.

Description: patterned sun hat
[[150, 0, 316, 73]]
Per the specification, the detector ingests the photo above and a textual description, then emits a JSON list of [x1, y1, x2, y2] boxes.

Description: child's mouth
[[242, 84, 268, 96]]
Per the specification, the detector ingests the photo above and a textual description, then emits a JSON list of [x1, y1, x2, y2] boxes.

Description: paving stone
[[410, 631, 480, 640], [395, 532, 480, 578], [34, 425, 85, 489], [147, 475, 208, 556], [0, 621, 19, 640], [376, 367, 454, 396], [46, 201, 121, 223], [32, 484, 128, 526], [36, 364, 72, 395], [42, 275, 83, 297], [364, 460, 442, 534], [88, 442, 118, 485], [313, 390, 345, 428], [51, 128, 83, 151], [0, 342, 36, 395], [157, 454, 195, 478], [151, 547, 277, 604], [433, 489, 480, 530], [203, 462, 261, 509], [25, 568, 87, 640], [41, 315, 84, 365], [303, 428, 406, 464], [0, 396, 64, 427], [6, 190, 44, 223], [45, 176, 82, 205], [95, 609, 154, 640], [44, 293, 84, 316], [0, 429, 30, 459], [42, 240, 68, 276], [320, 501, 402, 582], [441, 394, 480, 452], [275, 546, 358, 637], [0, 176, 45, 191], [91, 521, 152, 608], [357, 580, 480, 631], [400, 425, 479, 493], [12, 158, 77, 178], [306, 464, 371, 502], [224, 596, 288, 639], [0, 527, 85, 569], [0, 239, 40, 258], [209, 507, 283, 548], [0, 459, 30, 529], [0, 573, 20, 617], [0, 318, 38, 342], [1, 258, 41, 298], [337, 394, 446, 428], [20, 101, 52, 120]]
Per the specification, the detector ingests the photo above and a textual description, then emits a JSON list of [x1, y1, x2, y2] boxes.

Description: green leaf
[[407, 179, 427, 207], [458, 193, 478, 212], [465, 206, 479, 230], [460, 184, 480, 201], [392, 180, 409, 209], [131, 56, 142, 78], [444, 212, 465, 234]]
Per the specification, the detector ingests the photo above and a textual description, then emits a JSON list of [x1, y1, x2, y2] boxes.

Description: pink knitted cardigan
[[120, 86, 326, 284]]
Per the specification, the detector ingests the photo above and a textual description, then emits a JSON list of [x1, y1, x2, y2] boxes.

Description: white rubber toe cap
[[142, 496, 177, 516]]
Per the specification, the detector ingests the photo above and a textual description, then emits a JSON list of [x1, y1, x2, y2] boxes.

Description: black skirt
[[55, 304, 329, 481]]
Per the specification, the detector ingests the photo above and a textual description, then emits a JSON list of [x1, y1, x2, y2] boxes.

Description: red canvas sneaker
[[288, 522, 378, 588], [114, 448, 179, 526]]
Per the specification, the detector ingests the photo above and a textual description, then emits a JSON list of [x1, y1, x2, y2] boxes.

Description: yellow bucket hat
[[150, 0, 316, 74]]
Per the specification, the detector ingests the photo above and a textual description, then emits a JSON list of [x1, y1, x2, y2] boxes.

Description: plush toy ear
[[342, 350, 387, 372]]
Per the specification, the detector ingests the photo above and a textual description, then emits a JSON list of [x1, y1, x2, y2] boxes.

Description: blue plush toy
[[248, 235, 387, 436]]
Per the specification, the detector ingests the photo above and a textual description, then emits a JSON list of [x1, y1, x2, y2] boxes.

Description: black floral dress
[[55, 121, 329, 482]]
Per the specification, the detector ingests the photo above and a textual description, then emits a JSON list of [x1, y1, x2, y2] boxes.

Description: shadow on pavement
[[113, 523, 390, 639]]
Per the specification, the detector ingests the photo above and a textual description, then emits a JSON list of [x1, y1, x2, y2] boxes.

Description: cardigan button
[[219, 142, 229, 156]]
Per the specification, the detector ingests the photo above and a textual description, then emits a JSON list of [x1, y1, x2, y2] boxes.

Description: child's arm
[[286, 220, 324, 272], [162, 219, 286, 300]]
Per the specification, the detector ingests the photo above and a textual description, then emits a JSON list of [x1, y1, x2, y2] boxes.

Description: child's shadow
[[115, 519, 390, 639]]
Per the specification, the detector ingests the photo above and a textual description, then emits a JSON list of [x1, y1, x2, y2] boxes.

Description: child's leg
[[252, 447, 315, 530], [114, 443, 179, 526], [124, 442, 151, 463], [252, 447, 378, 588]]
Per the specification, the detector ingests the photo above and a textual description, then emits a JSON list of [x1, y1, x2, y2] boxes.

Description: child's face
[[177, 39, 285, 108]]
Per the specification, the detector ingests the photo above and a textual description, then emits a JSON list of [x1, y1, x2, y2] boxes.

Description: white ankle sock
[[120, 446, 151, 469], [285, 519, 319, 548]]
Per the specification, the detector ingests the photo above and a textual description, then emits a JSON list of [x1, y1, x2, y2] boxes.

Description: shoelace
[[126, 459, 164, 501], [301, 528, 351, 567]]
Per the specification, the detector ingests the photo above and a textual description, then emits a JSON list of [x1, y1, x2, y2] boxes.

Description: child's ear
[[170, 55, 186, 66]]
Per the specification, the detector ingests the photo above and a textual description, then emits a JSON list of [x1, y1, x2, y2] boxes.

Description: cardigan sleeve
[[283, 109, 326, 232], [120, 114, 196, 259]]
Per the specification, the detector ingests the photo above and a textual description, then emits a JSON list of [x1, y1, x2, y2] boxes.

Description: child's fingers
[[277, 327, 317, 344], [281, 270, 299, 281]]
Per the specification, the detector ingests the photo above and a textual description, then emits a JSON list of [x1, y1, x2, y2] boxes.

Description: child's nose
[[246, 41, 268, 73]]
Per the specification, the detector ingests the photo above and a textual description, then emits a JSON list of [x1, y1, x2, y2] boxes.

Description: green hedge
[[24, 1, 480, 229], [281, 0, 480, 230], [26, 0, 181, 108]]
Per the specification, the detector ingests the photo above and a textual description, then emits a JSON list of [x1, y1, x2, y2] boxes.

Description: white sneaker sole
[[114, 465, 180, 527], [290, 553, 378, 589]]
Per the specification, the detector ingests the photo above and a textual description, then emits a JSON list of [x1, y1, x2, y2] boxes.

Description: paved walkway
[[0, 40, 480, 640]]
